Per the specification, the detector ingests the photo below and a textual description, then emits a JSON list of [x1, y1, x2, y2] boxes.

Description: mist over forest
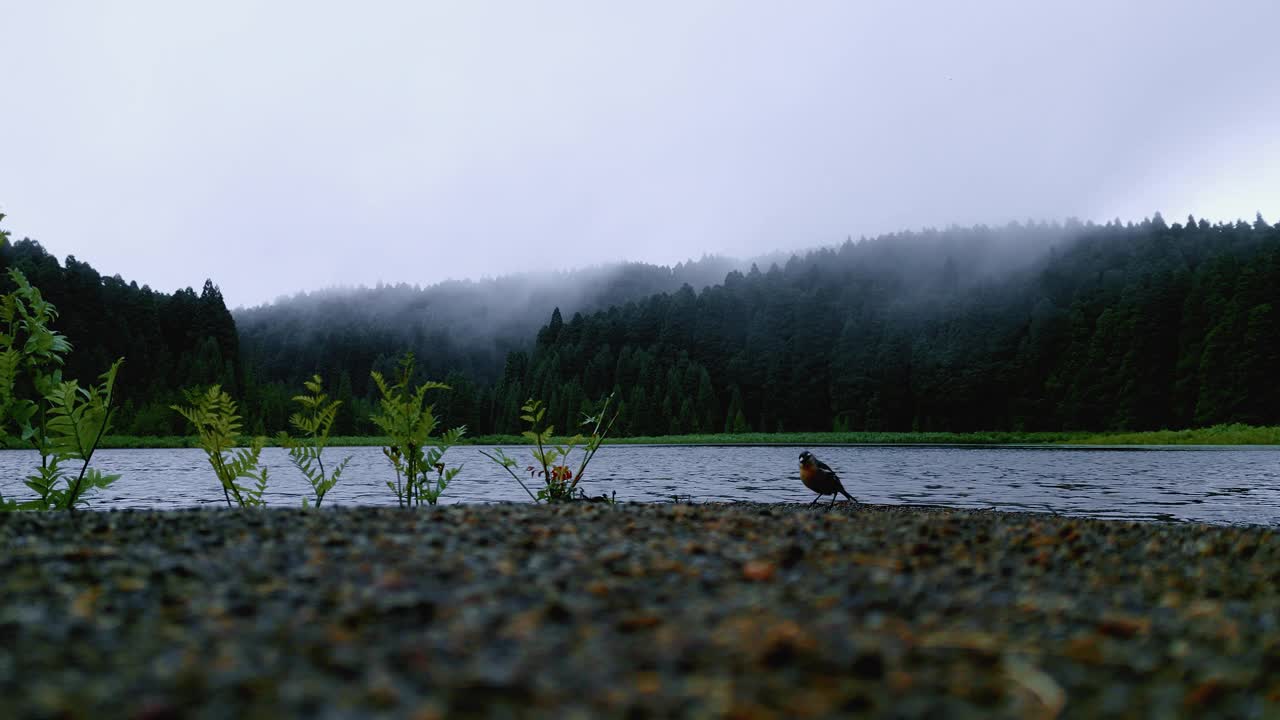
[[4, 213, 1278, 438], [503, 214, 1280, 435], [234, 254, 752, 385], [238, 214, 1280, 437], [236, 222, 1061, 384]]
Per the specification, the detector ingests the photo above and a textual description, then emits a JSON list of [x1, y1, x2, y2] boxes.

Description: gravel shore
[[1, 503, 1277, 718]]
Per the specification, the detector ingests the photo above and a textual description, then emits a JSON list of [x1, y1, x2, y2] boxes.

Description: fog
[[234, 218, 1084, 394], [2, 1, 1278, 307], [236, 255, 741, 357]]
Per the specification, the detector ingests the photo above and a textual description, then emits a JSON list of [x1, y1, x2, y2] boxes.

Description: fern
[[0, 262, 122, 511], [480, 393, 618, 503], [369, 355, 465, 507], [279, 374, 352, 507], [12, 363, 124, 511], [419, 426, 465, 505], [39, 361, 124, 509], [172, 386, 270, 508]]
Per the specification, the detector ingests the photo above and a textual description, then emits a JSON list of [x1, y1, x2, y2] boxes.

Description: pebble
[[0, 502, 1276, 718]]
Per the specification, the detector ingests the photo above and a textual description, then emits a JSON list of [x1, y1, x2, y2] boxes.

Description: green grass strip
[[3, 423, 1276, 450]]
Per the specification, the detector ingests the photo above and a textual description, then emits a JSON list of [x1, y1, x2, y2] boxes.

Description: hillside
[[478, 215, 1280, 436], [7, 213, 1278, 438], [0, 237, 239, 435], [234, 256, 753, 431]]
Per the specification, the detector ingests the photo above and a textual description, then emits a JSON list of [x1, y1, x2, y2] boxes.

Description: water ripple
[[1, 445, 1277, 525]]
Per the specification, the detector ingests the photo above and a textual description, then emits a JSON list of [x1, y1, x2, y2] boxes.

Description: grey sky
[[3, 1, 1278, 308]]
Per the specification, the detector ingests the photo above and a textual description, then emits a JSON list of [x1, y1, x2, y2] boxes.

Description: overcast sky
[[3, 1, 1278, 308]]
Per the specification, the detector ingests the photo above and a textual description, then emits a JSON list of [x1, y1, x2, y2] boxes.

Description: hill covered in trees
[[234, 255, 759, 433], [7, 213, 1279, 439], [480, 215, 1280, 437], [0, 237, 240, 435]]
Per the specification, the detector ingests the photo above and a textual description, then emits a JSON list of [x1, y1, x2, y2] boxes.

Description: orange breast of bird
[[798, 461, 829, 489], [793, 458, 834, 491]]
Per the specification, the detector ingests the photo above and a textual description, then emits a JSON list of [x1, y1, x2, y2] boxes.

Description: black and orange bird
[[798, 451, 858, 506]]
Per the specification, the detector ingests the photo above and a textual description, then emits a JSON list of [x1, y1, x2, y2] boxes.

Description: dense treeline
[[8, 213, 1279, 439], [0, 238, 240, 434], [235, 256, 753, 434], [476, 215, 1280, 435]]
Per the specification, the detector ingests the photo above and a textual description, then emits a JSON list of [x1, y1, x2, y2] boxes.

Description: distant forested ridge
[[234, 256, 749, 433], [0, 238, 240, 434], [7, 213, 1279, 438], [482, 214, 1280, 436]]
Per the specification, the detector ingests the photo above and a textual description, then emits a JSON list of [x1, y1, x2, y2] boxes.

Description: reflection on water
[[1, 445, 1278, 526]]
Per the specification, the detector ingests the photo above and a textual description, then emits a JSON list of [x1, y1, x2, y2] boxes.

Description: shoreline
[[2, 503, 1276, 716], [3, 422, 1279, 450]]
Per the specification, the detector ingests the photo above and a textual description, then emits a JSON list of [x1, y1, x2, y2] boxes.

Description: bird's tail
[[839, 486, 858, 503]]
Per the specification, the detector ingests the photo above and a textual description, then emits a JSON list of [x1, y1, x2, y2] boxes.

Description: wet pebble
[[0, 503, 1276, 718]]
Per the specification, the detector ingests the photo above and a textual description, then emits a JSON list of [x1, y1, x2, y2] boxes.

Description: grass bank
[[614, 423, 1280, 446], [0, 434, 532, 450], [3, 423, 1276, 450], [1069, 423, 1280, 445]]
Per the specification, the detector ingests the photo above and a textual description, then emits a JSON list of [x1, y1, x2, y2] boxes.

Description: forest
[[482, 214, 1280, 436], [233, 254, 761, 433], [0, 237, 240, 435], [3, 213, 1278, 438]]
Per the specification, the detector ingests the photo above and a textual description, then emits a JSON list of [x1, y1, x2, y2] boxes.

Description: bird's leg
[[809, 495, 821, 506], [829, 494, 837, 508]]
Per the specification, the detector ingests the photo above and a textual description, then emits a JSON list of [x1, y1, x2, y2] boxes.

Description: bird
[[798, 451, 858, 507]]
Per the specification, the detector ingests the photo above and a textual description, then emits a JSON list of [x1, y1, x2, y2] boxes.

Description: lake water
[[1, 445, 1278, 525]]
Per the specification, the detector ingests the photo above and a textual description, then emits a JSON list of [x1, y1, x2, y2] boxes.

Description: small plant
[[480, 394, 618, 503], [279, 375, 352, 508], [369, 355, 465, 507], [1, 262, 123, 511], [22, 362, 125, 510], [172, 385, 270, 508]]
